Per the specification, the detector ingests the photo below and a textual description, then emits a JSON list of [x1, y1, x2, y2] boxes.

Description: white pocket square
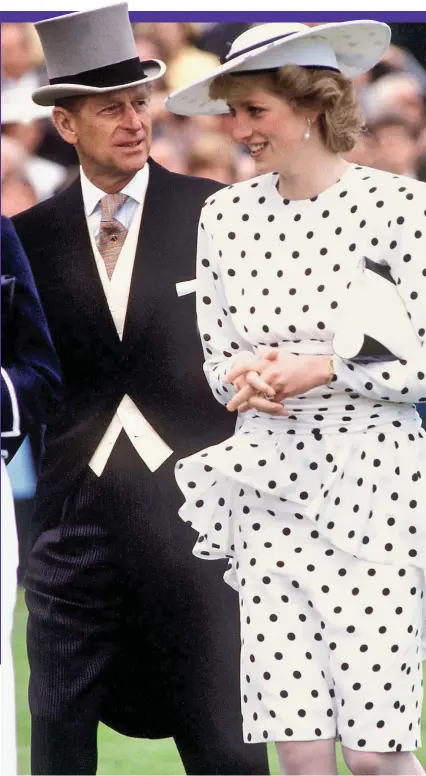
[[176, 279, 196, 297]]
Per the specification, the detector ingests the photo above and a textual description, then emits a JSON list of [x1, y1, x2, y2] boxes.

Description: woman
[[166, 22, 426, 776]]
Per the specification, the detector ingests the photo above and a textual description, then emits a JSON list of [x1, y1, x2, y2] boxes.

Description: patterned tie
[[98, 193, 128, 279]]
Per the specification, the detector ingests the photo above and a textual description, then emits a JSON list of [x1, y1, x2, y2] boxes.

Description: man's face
[[58, 85, 152, 187]]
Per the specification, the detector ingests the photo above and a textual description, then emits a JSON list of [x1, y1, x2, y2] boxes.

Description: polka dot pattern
[[175, 164, 426, 751], [197, 165, 426, 409], [182, 163, 426, 567], [177, 418, 426, 583], [236, 499, 423, 748]]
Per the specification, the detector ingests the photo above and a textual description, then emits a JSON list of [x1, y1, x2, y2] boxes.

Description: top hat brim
[[165, 20, 391, 116], [32, 59, 166, 106]]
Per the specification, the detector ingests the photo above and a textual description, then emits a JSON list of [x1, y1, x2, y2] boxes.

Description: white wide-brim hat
[[32, 2, 166, 107], [165, 20, 391, 116]]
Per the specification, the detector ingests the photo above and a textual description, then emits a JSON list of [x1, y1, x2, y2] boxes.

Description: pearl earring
[[304, 118, 312, 141]]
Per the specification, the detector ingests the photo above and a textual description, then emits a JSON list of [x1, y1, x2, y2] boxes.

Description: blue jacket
[[1, 216, 61, 455], [417, 402, 426, 429]]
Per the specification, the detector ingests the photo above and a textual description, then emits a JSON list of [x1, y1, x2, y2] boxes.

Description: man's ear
[[52, 107, 79, 146]]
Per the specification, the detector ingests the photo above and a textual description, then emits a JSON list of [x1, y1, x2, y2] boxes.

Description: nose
[[121, 104, 142, 130], [230, 112, 252, 144]]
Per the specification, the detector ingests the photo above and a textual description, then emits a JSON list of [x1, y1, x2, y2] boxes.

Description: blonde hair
[[209, 66, 364, 153]]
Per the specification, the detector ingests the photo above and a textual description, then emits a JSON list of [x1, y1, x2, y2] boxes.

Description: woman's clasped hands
[[225, 348, 330, 414]]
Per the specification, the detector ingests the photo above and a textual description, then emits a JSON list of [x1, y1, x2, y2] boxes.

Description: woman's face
[[227, 87, 308, 174]]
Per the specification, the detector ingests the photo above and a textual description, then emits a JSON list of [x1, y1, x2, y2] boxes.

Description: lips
[[118, 139, 144, 148], [248, 142, 268, 156]]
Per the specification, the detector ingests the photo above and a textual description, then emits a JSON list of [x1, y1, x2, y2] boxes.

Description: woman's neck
[[277, 150, 352, 201]]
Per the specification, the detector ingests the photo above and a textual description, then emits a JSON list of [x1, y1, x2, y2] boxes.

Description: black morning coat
[[13, 160, 234, 530], [12, 160, 239, 738]]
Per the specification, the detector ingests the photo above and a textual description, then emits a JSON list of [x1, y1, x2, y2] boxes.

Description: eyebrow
[[98, 92, 148, 108], [228, 98, 264, 108], [96, 97, 122, 108]]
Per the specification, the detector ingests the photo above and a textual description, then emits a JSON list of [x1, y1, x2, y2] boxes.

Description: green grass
[[12, 589, 426, 775]]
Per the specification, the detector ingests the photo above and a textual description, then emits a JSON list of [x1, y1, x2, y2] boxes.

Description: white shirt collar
[[80, 163, 150, 217]]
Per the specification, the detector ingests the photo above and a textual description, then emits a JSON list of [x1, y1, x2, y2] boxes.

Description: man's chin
[[116, 149, 148, 172]]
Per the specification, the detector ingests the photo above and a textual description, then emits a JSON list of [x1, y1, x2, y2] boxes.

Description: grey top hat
[[32, 2, 166, 106]]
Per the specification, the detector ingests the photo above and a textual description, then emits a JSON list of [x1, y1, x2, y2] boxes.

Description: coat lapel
[[57, 179, 121, 350], [122, 160, 176, 350]]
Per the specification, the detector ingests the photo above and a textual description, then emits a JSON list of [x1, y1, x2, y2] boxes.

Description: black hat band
[[220, 31, 340, 73], [221, 32, 298, 65], [49, 57, 154, 89]]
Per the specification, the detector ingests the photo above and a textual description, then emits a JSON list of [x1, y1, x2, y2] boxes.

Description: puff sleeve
[[330, 199, 426, 403], [196, 207, 253, 405]]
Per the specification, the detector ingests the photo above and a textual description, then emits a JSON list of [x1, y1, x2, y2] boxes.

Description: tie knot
[[100, 192, 127, 222]]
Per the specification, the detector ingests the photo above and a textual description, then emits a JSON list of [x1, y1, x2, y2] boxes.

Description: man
[[13, 6, 268, 776], [1, 216, 61, 776]]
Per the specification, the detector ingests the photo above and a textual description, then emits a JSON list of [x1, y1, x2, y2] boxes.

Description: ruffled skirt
[[176, 397, 426, 591]]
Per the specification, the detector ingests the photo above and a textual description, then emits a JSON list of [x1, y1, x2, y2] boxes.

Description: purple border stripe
[[1, 11, 426, 22]]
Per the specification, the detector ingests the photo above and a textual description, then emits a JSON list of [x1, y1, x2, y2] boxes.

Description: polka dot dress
[[175, 164, 426, 750]]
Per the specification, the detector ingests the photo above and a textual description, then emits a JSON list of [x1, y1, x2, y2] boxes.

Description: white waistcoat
[[86, 203, 173, 476]]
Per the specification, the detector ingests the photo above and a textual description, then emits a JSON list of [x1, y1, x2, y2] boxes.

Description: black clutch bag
[[332, 257, 422, 364]]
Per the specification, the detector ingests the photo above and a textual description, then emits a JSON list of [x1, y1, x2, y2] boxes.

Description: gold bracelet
[[327, 356, 335, 386]]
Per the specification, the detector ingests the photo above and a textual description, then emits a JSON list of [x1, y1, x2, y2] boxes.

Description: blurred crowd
[[2, 20, 426, 218]]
